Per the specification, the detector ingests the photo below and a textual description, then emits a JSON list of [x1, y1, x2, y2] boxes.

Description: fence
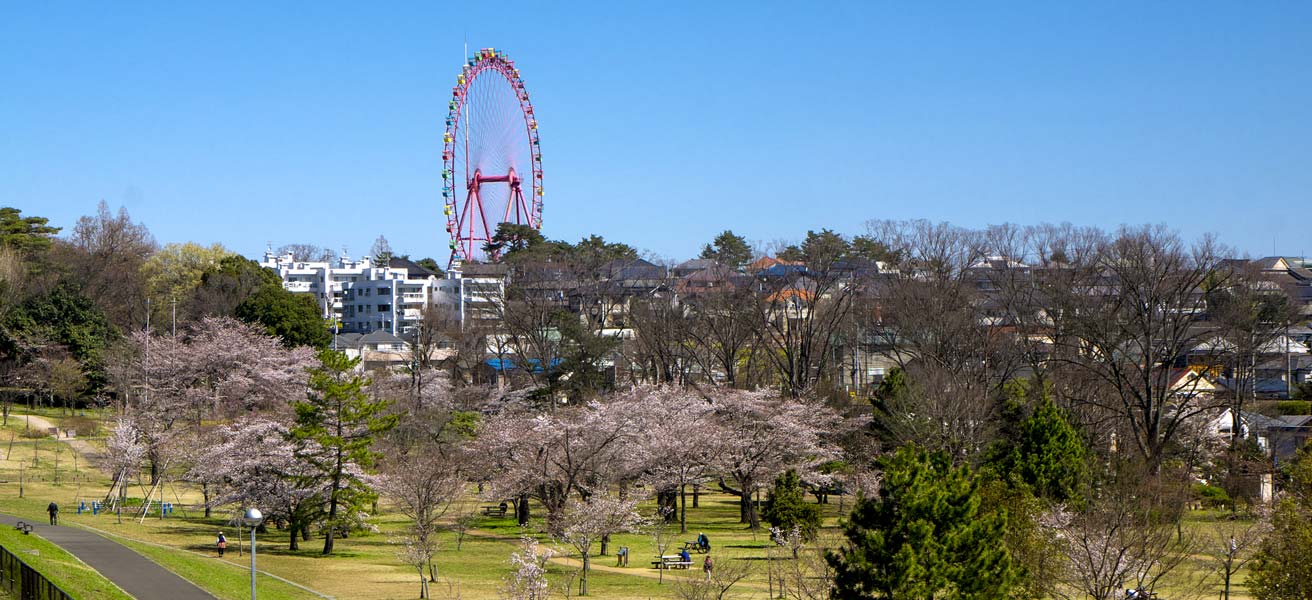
[[0, 544, 73, 600]]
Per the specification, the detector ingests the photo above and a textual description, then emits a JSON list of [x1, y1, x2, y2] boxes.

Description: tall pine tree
[[984, 382, 1087, 504], [293, 349, 397, 554], [828, 444, 1020, 600]]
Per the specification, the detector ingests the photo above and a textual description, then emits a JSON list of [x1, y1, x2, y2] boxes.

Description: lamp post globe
[[243, 508, 263, 526]]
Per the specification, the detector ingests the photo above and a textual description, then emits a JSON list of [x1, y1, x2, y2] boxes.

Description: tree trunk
[[692, 484, 700, 508], [600, 534, 609, 557], [657, 489, 677, 520], [581, 552, 590, 596], [417, 565, 428, 599], [323, 390, 350, 555], [324, 451, 342, 554], [516, 493, 530, 526], [680, 484, 688, 533], [289, 525, 299, 551]]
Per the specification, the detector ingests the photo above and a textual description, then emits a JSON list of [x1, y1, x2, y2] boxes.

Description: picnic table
[[682, 540, 708, 554], [481, 504, 508, 517], [651, 555, 692, 570]]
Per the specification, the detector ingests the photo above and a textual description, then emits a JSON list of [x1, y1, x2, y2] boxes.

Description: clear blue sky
[[5, 2, 1311, 263]]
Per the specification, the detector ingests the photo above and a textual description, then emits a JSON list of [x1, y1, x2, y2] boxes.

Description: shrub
[[762, 470, 822, 542], [1194, 483, 1231, 508], [1276, 400, 1312, 415]]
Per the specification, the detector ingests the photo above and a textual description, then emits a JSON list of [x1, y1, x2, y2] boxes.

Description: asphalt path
[[0, 514, 217, 600]]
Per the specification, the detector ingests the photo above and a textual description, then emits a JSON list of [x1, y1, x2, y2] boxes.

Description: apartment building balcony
[[284, 281, 313, 292]]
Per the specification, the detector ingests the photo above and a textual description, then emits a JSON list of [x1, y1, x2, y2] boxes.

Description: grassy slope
[[0, 525, 132, 600]]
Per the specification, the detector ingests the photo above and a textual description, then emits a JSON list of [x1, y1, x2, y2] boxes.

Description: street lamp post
[[242, 508, 264, 600]]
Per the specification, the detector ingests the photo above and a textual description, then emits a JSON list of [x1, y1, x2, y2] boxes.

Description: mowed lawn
[[0, 408, 1268, 600]]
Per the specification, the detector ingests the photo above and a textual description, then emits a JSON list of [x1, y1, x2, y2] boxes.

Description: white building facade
[[260, 250, 459, 337]]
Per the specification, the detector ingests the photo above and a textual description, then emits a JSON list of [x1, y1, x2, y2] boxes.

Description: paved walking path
[[20, 414, 105, 465], [0, 514, 217, 600]]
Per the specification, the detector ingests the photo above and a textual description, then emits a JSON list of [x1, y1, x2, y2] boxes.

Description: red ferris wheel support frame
[[442, 48, 543, 267]]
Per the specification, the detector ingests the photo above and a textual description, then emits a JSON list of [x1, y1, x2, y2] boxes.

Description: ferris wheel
[[442, 48, 543, 266]]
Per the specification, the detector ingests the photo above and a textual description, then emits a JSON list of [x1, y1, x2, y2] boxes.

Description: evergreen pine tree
[[293, 349, 397, 554], [827, 444, 1020, 600], [984, 382, 1087, 503], [762, 469, 822, 542]]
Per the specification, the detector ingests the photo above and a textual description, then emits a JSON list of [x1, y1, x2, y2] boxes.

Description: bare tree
[[671, 558, 754, 600], [1047, 226, 1231, 470], [1209, 515, 1269, 600], [684, 286, 759, 387], [1050, 487, 1200, 600], [376, 447, 466, 598], [625, 287, 692, 385], [46, 357, 85, 416], [772, 531, 835, 600], [497, 264, 571, 390], [744, 230, 862, 397], [862, 220, 1025, 454], [650, 506, 678, 584], [276, 243, 333, 263], [58, 201, 157, 330], [1206, 262, 1300, 447]]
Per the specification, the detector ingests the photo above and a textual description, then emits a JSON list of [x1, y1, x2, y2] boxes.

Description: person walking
[[46, 502, 58, 526], [703, 555, 714, 580], [216, 532, 227, 557]]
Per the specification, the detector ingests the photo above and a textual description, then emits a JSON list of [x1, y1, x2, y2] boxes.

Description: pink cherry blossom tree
[[473, 398, 647, 525], [186, 417, 329, 550], [706, 389, 842, 528], [103, 417, 147, 504], [500, 536, 556, 600], [627, 386, 718, 533], [551, 494, 648, 597], [124, 316, 313, 483]]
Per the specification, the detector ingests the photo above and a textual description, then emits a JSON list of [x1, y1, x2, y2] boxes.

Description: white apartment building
[[260, 250, 459, 338]]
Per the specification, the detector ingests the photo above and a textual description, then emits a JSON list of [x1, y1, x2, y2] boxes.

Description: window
[[380, 288, 391, 295], [378, 304, 391, 312]]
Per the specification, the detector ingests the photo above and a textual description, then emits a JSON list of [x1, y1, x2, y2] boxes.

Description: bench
[[652, 555, 692, 570], [481, 505, 508, 517], [14, 522, 32, 535]]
